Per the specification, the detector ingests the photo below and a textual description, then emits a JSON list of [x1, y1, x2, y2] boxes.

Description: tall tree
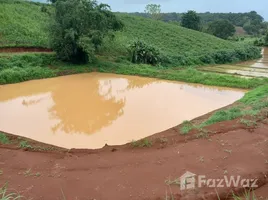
[[207, 20, 235, 39], [265, 32, 268, 46], [181, 10, 201, 31], [144, 4, 162, 20], [49, 0, 123, 63]]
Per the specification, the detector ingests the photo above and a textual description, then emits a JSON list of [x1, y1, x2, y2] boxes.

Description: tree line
[[134, 5, 267, 37]]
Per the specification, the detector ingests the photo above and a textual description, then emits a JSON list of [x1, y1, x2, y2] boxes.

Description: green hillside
[[0, 0, 50, 47], [0, 0, 261, 66], [102, 14, 260, 65]]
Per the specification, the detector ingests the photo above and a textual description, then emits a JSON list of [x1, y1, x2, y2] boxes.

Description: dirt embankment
[[0, 47, 52, 53], [1, 109, 268, 200]]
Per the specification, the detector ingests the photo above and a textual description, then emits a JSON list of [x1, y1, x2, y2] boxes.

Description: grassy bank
[[181, 84, 268, 134], [1, 53, 268, 90]]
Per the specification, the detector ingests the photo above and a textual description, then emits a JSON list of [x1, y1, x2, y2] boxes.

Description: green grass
[[0, 184, 22, 200], [1, 53, 268, 88], [0, 0, 51, 47], [101, 13, 261, 66], [180, 121, 194, 134], [180, 85, 268, 134], [131, 139, 152, 148], [201, 107, 243, 127], [0, 133, 9, 144], [19, 140, 32, 149], [240, 118, 257, 127]]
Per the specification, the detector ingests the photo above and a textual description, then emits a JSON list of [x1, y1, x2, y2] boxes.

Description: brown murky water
[[0, 73, 245, 149], [201, 47, 268, 77]]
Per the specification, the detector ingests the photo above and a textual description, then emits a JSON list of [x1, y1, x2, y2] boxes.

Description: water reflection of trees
[[48, 79, 126, 135], [0, 74, 159, 135], [48, 76, 159, 134]]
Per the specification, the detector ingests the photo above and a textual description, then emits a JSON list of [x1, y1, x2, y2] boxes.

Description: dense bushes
[[163, 46, 261, 66], [0, 67, 55, 84], [0, 53, 57, 84], [128, 43, 261, 66], [50, 0, 123, 63], [128, 41, 161, 65], [0, 53, 56, 70], [253, 33, 268, 47]]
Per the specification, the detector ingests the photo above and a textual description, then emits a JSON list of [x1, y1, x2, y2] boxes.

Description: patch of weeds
[[196, 128, 211, 139], [131, 139, 152, 148], [0, 183, 22, 200], [159, 137, 168, 144], [19, 140, 33, 149], [0, 133, 9, 144], [23, 169, 40, 177], [33, 146, 55, 151], [240, 119, 257, 127], [232, 189, 258, 200], [202, 107, 243, 127], [180, 121, 194, 135]]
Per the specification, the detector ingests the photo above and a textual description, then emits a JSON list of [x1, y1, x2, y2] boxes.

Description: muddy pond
[[0, 73, 246, 149], [201, 47, 268, 78]]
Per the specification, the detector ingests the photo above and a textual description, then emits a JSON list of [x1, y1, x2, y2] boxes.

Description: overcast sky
[[34, 0, 268, 20]]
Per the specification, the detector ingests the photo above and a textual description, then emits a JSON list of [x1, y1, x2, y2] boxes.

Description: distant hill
[[131, 11, 266, 35], [0, 0, 261, 66]]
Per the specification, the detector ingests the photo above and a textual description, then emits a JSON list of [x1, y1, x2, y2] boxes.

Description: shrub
[[0, 53, 57, 70], [254, 38, 265, 46], [128, 41, 161, 65], [0, 67, 55, 84], [265, 33, 268, 46]]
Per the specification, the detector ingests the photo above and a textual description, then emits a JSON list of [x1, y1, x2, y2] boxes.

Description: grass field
[[101, 14, 261, 64], [0, 0, 51, 47]]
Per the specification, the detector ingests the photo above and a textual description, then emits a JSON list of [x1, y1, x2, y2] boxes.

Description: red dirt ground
[[0, 47, 52, 53], [1, 114, 268, 200]]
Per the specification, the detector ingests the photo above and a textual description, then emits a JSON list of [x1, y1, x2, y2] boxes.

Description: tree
[[207, 20, 235, 39], [144, 4, 162, 20], [49, 0, 123, 63], [265, 32, 268, 46], [181, 10, 201, 31]]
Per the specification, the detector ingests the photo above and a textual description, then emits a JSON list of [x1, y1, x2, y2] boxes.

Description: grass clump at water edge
[[19, 140, 33, 149], [131, 139, 153, 148], [0, 133, 9, 144]]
